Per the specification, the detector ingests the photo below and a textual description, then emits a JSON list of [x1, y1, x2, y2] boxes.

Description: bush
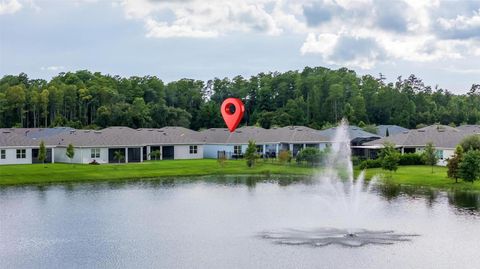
[[399, 153, 425, 165], [460, 135, 480, 152], [296, 147, 324, 166], [217, 154, 227, 168], [359, 159, 382, 169], [278, 150, 292, 164], [459, 150, 480, 182]]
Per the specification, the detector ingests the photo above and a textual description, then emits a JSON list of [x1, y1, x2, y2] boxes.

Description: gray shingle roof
[[376, 125, 409, 137], [318, 125, 380, 140], [2, 125, 331, 148], [200, 126, 330, 144], [0, 130, 40, 147], [364, 125, 473, 148], [457, 125, 480, 134], [44, 126, 206, 147]]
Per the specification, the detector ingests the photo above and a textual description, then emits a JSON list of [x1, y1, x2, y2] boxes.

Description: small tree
[[217, 154, 227, 168], [460, 135, 480, 152], [113, 150, 125, 164], [385, 128, 390, 137], [379, 142, 400, 177], [66, 144, 75, 166], [422, 142, 438, 173], [447, 145, 463, 183], [38, 140, 47, 167], [244, 140, 258, 168], [278, 150, 292, 164], [150, 150, 161, 160], [459, 150, 480, 183]]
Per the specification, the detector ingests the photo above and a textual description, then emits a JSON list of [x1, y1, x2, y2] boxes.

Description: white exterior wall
[[173, 145, 204, 160], [203, 144, 247, 158], [0, 148, 32, 165], [204, 145, 231, 158], [54, 147, 109, 164], [438, 149, 454, 166], [410, 147, 453, 166]]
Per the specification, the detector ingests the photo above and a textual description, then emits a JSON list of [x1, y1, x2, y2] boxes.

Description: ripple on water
[[259, 227, 419, 247]]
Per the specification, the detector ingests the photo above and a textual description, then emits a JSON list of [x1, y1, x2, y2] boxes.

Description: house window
[[436, 150, 444, 160], [256, 145, 263, 154], [1, 149, 5, 159], [234, 145, 242, 155], [91, 148, 100, 158], [16, 149, 26, 159], [189, 145, 198, 154]]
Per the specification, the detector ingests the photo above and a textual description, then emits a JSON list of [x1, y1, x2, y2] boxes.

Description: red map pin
[[221, 98, 245, 132]]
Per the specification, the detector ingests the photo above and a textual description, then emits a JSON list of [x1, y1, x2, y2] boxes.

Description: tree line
[[1, 67, 479, 130]]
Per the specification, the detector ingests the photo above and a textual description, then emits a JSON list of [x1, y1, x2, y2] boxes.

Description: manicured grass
[[361, 165, 480, 191], [0, 159, 317, 186], [1, 161, 479, 191]]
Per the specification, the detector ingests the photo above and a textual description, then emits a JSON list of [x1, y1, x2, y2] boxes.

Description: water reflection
[[1, 175, 479, 214], [448, 191, 480, 213]]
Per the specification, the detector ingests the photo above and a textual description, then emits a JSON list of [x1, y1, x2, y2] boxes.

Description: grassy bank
[[1, 160, 479, 191], [0, 159, 317, 186], [362, 165, 480, 191]]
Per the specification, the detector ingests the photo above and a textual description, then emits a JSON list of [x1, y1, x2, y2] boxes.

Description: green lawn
[[362, 165, 480, 191], [1, 160, 479, 191], [0, 159, 317, 186]]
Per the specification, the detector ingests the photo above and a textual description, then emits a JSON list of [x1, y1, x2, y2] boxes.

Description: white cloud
[[298, 0, 479, 68], [145, 18, 218, 38], [437, 8, 480, 39], [41, 66, 65, 71], [122, 0, 282, 38], [0, 0, 22, 15], [301, 32, 385, 69]]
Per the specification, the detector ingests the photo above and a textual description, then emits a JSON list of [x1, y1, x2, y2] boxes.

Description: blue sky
[[1, 0, 479, 93]]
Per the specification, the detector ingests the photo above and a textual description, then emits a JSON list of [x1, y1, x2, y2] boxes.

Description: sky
[[0, 0, 479, 93]]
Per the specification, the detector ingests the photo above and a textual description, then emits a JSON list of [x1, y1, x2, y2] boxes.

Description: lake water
[[1, 176, 479, 269]]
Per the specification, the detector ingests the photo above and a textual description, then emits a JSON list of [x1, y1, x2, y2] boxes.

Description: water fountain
[[260, 119, 417, 247]]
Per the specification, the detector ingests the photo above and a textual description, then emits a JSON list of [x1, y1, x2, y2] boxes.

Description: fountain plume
[[260, 119, 417, 247]]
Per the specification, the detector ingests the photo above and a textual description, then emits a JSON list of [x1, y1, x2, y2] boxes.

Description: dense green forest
[[0, 67, 479, 130]]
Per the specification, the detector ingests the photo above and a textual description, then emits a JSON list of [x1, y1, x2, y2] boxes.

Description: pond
[[1, 175, 479, 269]]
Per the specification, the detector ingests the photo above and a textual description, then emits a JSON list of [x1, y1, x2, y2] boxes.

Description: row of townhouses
[[0, 124, 479, 166]]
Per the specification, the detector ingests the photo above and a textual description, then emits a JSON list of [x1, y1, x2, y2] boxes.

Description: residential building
[[0, 129, 56, 165], [362, 125, 479, 165], [200, 126, 331, 159]]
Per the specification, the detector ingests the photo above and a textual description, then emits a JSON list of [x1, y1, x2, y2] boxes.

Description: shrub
[[460, 135, 480, 152], [217, 154, 227, 168], [278, 150, 292, 164], [296, 147, 324, 166], [459, 150, 480, 182], [359, 159, 382, 169], [399, 153, 424, 165]]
